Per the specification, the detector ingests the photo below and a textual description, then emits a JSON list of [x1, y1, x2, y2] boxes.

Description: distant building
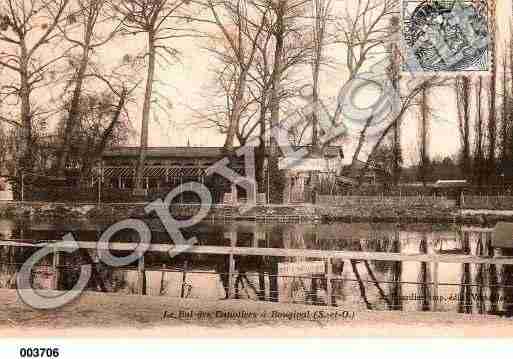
[[95, 145, 344, 203], [433, 179, 468, 201], [0, 177, 13, 201], [434, 179, 468, 188], [339, 159, 390, 185]]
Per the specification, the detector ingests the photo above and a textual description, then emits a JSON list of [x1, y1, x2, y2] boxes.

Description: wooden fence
[[0, 228, 508, 310]]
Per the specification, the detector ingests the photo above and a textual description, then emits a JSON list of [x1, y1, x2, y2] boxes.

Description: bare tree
[[509, 29, 513, 169], [310, 0, 332, 155], [356, 77, 445, 184], [498, 29, 513, 181], [198, 0, 310, 198], [487, 0, 497, 180], [115, 0, 195, 190], [202, 0, 270, 153], [196, 62, 261, 147], [0, 0, 72, 172], [76, 81, 138, 180], [54, 0, 122, 176], [455, 75, 471, 178], [335, 0, 398, 82], [388, 15, 401, 185], [329, 0, 447, 184], [331, 0, 399, 175], [474, 76, 485, 186], [251, 0, 311, 195], [265, 0, 312, 203], [418, 86, 430, 185]]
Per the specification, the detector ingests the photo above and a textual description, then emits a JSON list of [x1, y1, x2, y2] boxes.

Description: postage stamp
[[402, 0, 490, 72]]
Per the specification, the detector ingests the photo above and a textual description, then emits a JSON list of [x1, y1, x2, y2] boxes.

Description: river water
[[0, 219, 511, 316]]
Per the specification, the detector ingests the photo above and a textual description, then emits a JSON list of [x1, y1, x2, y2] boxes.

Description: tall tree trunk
[[18, 44, 32, 174], [56, 48, 91, 176], [267, 3, 285, 204], [255, 99, 267, 192], [487, 0, 497, 181], [135, 31, 156, 190], [311, 0, 323, 156], [475, 77, 484, 186], [389, 229, 402, 310], [56, 41, 91, 176], [508, 31, 513, 173], [351, 116, 372, 182], [389, 16, 401, 185], [456, 76, 471, 177], [488, 61, 497, 180], [419, 87, 430, 185], [500, 53, 509, 168], [223, 69, 248, 152], [311, 57, 321, 155], [81, 88, 127, 179]]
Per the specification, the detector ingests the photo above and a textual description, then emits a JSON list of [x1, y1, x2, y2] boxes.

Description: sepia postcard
[[2, 0, 513, 353]]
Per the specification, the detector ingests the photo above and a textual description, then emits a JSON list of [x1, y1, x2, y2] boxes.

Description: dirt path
[[1, 289, 513, 337]]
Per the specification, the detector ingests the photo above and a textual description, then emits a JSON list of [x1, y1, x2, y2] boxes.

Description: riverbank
[[0, 289, 512, 336], [0, 201, 511, 225]]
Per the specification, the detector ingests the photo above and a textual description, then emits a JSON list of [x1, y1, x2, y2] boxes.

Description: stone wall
[[2, 199, 509, 225], [316, 195, 456, 209], [19, 185, 222, 203], [461, 195, 513, 210]]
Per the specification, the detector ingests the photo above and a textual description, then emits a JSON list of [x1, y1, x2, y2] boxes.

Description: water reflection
[[2, 220, 513, 316]]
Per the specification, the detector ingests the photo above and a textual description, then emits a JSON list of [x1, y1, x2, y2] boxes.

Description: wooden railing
[[0, 229, 510, 309]]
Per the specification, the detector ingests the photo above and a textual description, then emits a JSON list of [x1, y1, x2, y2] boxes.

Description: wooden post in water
[[52, 249, 60, 290], [432, 261, 439, 312], [137, 253, 145, 295], [180, 260, 189, 298], [226, 230, 237, 298], [326, 258, 333, 306], [254, 227, 265, 248], [228, 250, 236, 299], [231, 183, 238, 205]]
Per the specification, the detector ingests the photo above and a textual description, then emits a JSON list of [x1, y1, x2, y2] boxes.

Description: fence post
[[21, 172, 24, 202], [137, 253, 145, 295], [226, 230, 237, 299], [52, 248, 60, 290], [326, 258, 333, 306], [228, 252, 236, 299], [97, 176, 101, 204], [432, 261, 439, 312], [180, 260, 188, 298]]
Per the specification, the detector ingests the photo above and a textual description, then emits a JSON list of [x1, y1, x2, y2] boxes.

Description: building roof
[[102, 146, 343, 159], [101, 166, 214, 178], [103, 146, 224, 159]]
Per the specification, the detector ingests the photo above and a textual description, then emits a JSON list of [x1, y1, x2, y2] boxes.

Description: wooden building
[[99, 146, 229, 190], [96, 145, 344, 203], [340, 159, 390, 185]]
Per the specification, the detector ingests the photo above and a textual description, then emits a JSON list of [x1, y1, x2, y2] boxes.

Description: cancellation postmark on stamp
[[402, 0, 489, 72]]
